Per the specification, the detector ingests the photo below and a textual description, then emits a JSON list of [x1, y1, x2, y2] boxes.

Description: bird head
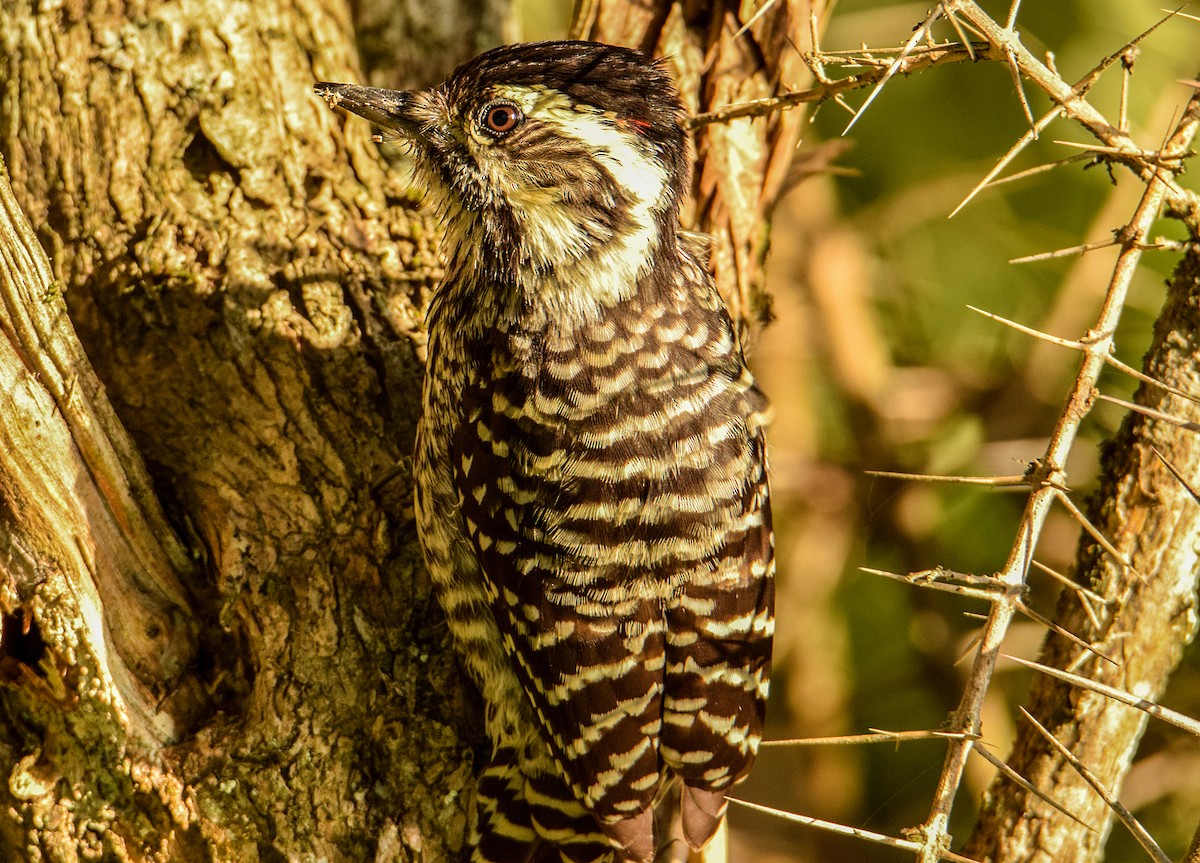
[[317, 41, 689, 300]]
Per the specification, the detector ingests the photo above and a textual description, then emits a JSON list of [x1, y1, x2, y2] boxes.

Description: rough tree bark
[[962, 234, 1200, 858], [0, 1, 805, 861], [0, 1, 482, 860]]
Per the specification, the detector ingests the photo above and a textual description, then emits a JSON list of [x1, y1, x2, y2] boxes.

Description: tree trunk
[[962, 242, 1200, 861], [0, 1, 485, 859], [0, 1, 805, 861]]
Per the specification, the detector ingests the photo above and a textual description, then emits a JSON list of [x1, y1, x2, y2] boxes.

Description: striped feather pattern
[[441, 247, 773, 856], [472, 747, 618, 863]]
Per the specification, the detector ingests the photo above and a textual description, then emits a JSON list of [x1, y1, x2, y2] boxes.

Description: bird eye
[[479, 101, 522, 136]]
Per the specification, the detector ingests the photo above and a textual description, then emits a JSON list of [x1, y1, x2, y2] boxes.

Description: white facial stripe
[[480, 85, 670, 322]]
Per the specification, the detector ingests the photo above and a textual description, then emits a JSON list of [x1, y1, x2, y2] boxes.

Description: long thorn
[[1032, 559, 1104, 629], [1030, 560, 1109, 605], [1104, 354, 1200, 405], [860, 567, 1008, 603], [982, 152, 1094, 189], [807, 9, 828, 82], [732, 0, 780, 40], [1151, 445, 1200, 504], [1097, 393, 1200, 431], [761, 729, 976, 747], [946, 9, 977, 61], [951, 109, 1054, 218], [843, 5, 944, 134], [971, 743, 1094, 830], [1005, 46, 1038, 135], [1005, 656, 1200, 737], [1016, 600, 1116, 665], [865, 469, 1028, 486], [965, 305, 1085, 351], [1054, 490, 1141, 578], [727, 798, 983, 863], [1005, 0, 1023, 29], [1052, 140, 1180, 164], [1010, 238, 1120, 264], [1118, 48, 1133, 133], [1019, 708, 1173, 863]]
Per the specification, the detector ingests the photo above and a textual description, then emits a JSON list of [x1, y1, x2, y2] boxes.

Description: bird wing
[[451, 321, 773, 854], [452, 362, 665, 829], [659, 385, 774, 849]]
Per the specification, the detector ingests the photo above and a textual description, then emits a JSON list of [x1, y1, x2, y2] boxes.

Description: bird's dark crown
[[444, 41, 686, 152]]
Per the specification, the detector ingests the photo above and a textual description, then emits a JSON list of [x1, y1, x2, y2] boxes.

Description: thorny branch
[[705, 2, 1200, 862], [692, 5, 1199, 211], [914, 78, 1200, 863], [688, 41, 998, 129]]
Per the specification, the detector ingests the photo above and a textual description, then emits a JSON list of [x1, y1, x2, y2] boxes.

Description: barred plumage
[[318, 40, 774, 863]]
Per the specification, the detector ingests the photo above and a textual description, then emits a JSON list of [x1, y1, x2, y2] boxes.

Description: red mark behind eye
[[621, 118, 653, 134]]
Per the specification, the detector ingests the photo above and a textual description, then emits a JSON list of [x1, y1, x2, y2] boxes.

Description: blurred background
[[520, 1, 1200, 860]]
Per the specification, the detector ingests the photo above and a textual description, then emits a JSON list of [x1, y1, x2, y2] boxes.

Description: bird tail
[[470, 746, 622, 863]]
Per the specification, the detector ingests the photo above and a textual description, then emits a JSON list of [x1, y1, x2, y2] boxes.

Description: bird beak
[[314, 82, 418, 136]]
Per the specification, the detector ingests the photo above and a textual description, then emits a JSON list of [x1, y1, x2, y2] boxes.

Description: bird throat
[[514, 109, 673, 326]]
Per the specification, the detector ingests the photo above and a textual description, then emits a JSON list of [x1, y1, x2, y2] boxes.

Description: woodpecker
[[317, 41, 774, 863]]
